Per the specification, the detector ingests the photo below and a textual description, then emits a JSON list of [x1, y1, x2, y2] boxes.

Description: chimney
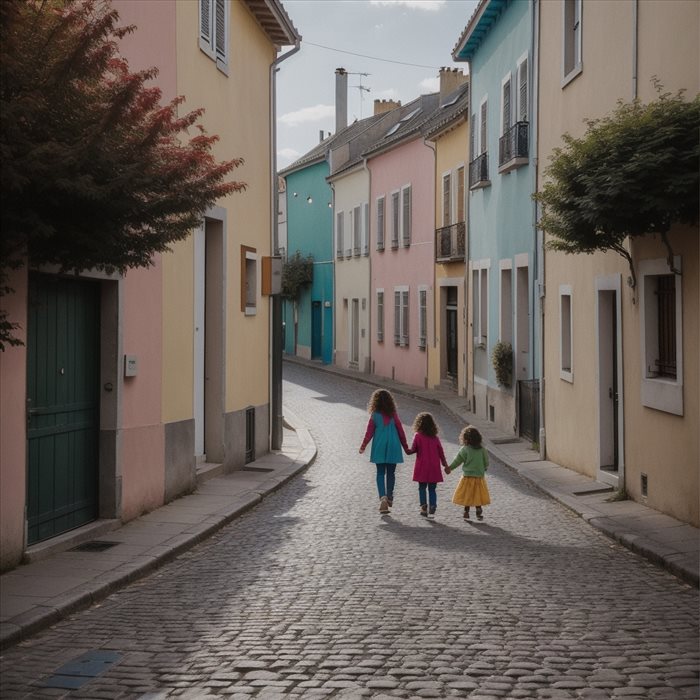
[[335, 67, 348, 132], [319, 130, 325, 142], [439, 67, 468, 105], [374, 99, 402, 116]]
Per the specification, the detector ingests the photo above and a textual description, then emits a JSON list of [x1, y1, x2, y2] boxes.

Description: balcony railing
[[469, 152, 490, 189], [435, 222, 466, 262], [498, 121, 529, 172]]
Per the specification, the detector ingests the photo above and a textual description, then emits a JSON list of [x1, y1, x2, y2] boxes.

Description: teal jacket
[[449, 445, 489, 477], [360, 412, 408, 465]]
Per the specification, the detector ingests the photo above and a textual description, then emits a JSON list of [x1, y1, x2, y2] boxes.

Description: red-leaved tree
[[0, 0, 246, 348]]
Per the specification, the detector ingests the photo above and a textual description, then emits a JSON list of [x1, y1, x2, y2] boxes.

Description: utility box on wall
[[262, 256, 282, 295]]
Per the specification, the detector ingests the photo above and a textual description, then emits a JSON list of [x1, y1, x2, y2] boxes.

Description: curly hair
[[460, 425, 482, 448], [367, 388, 397, 416], [412, 412, 438, 437]]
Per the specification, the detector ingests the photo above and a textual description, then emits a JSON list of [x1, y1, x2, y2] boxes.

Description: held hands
[[359, 446, 365, 454], [444, 467, 451, 475]]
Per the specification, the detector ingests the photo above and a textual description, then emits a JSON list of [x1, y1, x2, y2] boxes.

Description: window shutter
[[363, 203, 369, 255], [214, 0, 226, 62], [394, 291, 401, 344], [402, 186, 411, 247], [402, 290, 409, 345], [336, 212, 344, 258], [391, 192, 400, 248], [457, 167, 465, 222], [442, 174, 451, 227], [480, 102, 488, 154], [502, 79, 511, 135], [200, 0, 212, 44], [377, 292, 384, 342], [470, 113, 476, 160], [353, 205, 361, 255], [377, 197, 385, 250], [518, 58, 528, 122], [419, 289, 427, 349]]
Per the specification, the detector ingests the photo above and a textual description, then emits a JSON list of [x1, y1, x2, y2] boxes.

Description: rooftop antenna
[[349, 72, 371, 118]]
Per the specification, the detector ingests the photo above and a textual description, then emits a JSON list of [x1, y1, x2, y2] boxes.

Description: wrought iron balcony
[[469, 152, 490, 189], [435, 221, 466, 262], [498, 121, 529, 172]]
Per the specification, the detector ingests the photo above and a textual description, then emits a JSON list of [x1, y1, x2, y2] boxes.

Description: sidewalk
[[0, 410, 316, 650], [285, 356, 699, 590]]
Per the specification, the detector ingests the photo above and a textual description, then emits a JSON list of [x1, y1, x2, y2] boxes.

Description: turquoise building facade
[[454, 0, 540, 438], [282, 160, 334, 364]]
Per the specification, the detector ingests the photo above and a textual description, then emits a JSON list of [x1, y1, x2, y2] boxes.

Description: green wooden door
[[26, 273, 100, 544]]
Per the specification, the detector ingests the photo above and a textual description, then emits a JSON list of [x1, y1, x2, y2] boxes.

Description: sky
[[275, 0, 479, 170]]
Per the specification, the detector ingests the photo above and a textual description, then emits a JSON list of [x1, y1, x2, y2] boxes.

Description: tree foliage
[[281, 251, 314, 300], [534, 86, 699, 286], [0, 0, 246, 348]]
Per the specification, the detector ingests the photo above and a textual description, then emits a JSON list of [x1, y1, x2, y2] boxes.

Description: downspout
[[632, 0, 638, 100], [270, 39, 300, 451], [362, 156, 372, 375], [532, 0, 546, 459], [422, 136, 437, 390], [329, 180, 336, 365]]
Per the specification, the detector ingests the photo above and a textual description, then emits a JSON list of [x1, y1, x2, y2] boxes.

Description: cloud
[[370, 0, 446, 11], [278, 104, 335, 127], [420, 77, 440, 92]]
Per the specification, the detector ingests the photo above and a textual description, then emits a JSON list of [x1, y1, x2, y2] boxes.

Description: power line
[[303, 41, 441, 69]]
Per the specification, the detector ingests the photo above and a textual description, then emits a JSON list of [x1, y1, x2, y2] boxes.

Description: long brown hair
[[367, 388, 397, 416], [412, 412, 438, 437], [460, 425, 482, 448]]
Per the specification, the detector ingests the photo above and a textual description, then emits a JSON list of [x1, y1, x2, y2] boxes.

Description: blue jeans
[[375, 463, 396, 499], [418, 482, 437, 509]]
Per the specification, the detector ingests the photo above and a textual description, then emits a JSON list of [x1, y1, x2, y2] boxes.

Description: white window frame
[[377, 289, 384, 343], [390, 190, 400, 249], [376, 196, 385, 251], [401, 184, 412, 247], [362, 202, 369, 256], [516, 52, 529, 122], [199, 0, 229, 74], [243, 248, 257, 316], [500, 72, 512, 137], [472, 260, 490, 347], [418, 286, 428, 350], [559, 285, 573, 382], [639, 257, 683, 415], [394, 285, 409, 347], [352, 205, 361, 257], [562, 0, 583, 86], [336, 210, 344, 259], [499, 259, 513, 345]]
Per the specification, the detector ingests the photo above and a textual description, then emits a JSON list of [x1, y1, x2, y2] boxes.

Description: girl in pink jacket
[[407, 412, 448, 518]]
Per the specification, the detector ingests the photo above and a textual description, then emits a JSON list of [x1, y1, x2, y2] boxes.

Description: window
[[563, 0, 582, 83], [559, 286, 573, 382], [456, 167, 465, 222], [363, 202, 369, 256], [501, 75, 512, 136], [418, 287, 428, 350], [377, 290, 384, 342], [241, 246, 257, 315], [472, 263, 489, 347], [336, 211, 344, 259], [376, 196, 385, 251], [499, 263, 513, 344], [470, 113, 476, 161], [353, 205, 361, 256], [394, 287, 409, 346], [442, 174, 451, 227], [401, 185, 411, 247], [391, 191, 400, 249], [199, 0, 228, 73], [517, 55, 529, 122], [480, 99, 488, 154], [640, 258, 683, 415]]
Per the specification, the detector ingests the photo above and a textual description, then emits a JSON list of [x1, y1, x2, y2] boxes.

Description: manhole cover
[[70, 540, 120, 552], [39, 650, 121, 689]]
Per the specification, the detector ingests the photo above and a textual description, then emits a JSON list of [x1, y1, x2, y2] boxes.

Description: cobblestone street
[[1, 363, 698, 699]]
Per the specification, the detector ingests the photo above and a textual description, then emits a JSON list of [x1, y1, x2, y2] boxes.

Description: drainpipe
[[422, 136, 437, 390], [532, 0, 546, 459], [270, 40, 300, 451], [362, 156, 372, 375], [632, 0, 639, 100]]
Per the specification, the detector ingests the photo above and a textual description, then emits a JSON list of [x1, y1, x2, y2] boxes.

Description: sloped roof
[[243, 0, 300, 48], [422, 80, 470, 139], [452, 0, 508, 63]]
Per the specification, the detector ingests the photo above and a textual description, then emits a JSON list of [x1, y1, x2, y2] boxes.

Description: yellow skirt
[[452, 476, 491, 507]]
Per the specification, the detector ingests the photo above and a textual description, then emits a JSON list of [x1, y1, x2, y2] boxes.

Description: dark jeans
[[375, 463, 396, 499], [418, 482, 437, 509]]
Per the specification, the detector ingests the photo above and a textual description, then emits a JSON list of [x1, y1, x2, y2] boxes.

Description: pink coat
[[408, 433, 447, 483]]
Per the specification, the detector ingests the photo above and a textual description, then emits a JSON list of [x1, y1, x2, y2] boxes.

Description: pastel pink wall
[[0, 268, 28, 571], [369, 137, 435, 388], [112, 0, 177, 517]]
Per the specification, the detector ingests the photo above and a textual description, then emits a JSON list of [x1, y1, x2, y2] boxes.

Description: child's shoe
[[476, 506, 483, 521], [463, 507, 470, 520], [379, 497, 390, 514], [429, 506, 436, 516], [386, 496, 393, 508], [420, 504, 428, 517]]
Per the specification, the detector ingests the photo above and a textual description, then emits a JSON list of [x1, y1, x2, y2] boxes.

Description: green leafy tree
[[281, 251, 313, 355], [534, 85, 699, 288], [0, 0, 247, 349]]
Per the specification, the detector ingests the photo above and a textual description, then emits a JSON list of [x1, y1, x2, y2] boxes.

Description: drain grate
[[39, 650, 121, 689], [70, 540, 120, 552]]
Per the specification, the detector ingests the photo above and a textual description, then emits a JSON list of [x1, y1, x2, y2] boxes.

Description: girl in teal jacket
[[359, 389, 409, 514]]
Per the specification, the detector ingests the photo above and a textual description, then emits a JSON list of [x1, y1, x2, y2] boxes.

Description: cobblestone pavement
[[1, 364, 698, 699]]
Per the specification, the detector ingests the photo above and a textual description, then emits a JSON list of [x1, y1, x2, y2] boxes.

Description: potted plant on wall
[[492, 340, 513, 388]]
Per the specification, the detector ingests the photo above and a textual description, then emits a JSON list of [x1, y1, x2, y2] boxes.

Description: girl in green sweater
[[445, 425, 491, 521]]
